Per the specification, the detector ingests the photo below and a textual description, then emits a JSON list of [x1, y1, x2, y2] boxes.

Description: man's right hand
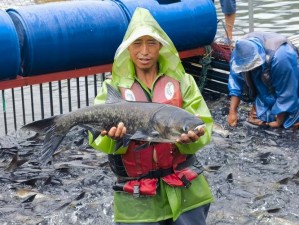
[[227, 111, 238, 127], [227, 96, 240, 127], [101, 122, 127, 140]]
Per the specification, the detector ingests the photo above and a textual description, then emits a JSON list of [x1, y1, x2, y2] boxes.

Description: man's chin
[[137, 66, 151, 72]]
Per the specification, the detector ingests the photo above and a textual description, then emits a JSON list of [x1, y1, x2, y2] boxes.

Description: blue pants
[[115, 204, 210, 225], [220, 0, 236, 14], [212, 0, 236, 15]]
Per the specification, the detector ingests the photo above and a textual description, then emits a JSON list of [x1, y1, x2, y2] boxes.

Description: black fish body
[[21, 84, 204, 163]]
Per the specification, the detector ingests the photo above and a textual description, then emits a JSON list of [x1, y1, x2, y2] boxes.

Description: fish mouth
[[193, 124, 206, 135]]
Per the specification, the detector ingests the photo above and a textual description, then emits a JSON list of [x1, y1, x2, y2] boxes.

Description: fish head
[[151, 105, 204, 142]]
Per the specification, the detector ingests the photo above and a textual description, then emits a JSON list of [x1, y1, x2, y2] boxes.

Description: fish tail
[[39, 128, 65, 164], [21, 115, 61, 134]]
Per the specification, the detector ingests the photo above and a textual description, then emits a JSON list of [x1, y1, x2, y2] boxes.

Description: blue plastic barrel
[[7, 1, 129, 76], [114, 0, 217, 51], [0, 10, 20, 80]]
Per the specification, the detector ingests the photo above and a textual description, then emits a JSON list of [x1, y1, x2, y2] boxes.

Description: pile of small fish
[[0, 93, 298, 225]]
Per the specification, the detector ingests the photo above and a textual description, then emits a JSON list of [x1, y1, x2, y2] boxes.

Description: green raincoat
[[89, 7, 214, 223]]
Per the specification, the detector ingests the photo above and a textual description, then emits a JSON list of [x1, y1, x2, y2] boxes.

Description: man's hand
[[227, 96, 240, 127], [101, 122, 127, 140], [176, 125, 205, 144], [227, 111, 238, 127]]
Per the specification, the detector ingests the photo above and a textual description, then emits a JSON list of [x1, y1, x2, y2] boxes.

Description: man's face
[[127, 35, 162, 72]]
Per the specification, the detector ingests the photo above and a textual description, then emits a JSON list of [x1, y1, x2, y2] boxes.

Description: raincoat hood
[[112, 7, 185, 87], [231, 38, 266, 73]]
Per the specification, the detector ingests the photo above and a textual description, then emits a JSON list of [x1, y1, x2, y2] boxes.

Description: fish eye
[[183, 125, 190, 133]]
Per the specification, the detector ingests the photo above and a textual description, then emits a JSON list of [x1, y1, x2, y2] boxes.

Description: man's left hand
[[176, 125, 205, 144]]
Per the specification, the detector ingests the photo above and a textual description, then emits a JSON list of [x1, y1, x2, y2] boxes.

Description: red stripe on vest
[[119, 82, 148, 102], [123, 179, 158, 196], [152, 76, 182, 108], [162, 169, 198, 187]]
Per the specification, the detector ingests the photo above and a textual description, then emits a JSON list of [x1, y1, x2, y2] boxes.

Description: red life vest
[[110, 75, 202, 196]]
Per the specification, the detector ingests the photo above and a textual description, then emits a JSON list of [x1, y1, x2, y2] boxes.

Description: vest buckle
[[180, 175, 191, 189], [133, 184, 140, 198]]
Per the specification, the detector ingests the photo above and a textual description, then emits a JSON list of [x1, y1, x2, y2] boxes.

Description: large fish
[[21, 84, 205, 163]]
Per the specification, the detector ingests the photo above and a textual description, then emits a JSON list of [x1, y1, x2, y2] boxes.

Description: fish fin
[[130, 130, 149, 141], [39, 128, 65, 165], [123, 134, 132, 147], [54, 201, 72, 211], [105, 83, 126, 104], [5, 153, 27, 172], [79, 124, 101, 138], [114, 134, 132, 152], [115, 139, 123, 151], [21, 115, 61, 135], [134, 142, 151, 151], [22, 194, 37, 203]]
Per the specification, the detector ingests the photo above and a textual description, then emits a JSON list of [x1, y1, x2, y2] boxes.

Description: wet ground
[[0, 94, 299, 225]]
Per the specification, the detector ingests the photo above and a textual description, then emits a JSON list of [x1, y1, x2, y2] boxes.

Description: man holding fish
[[89, 7, 214, 225]]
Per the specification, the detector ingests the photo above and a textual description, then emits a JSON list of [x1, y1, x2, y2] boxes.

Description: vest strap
[[137, 155, 196, 180], [137, 167, 173, 180]]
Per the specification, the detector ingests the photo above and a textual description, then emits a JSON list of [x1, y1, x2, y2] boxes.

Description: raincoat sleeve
[[228, 64, 245, 98], [269, 44, 299, 115], [175, 74, 214, 154], [88, 79, 127, 154]]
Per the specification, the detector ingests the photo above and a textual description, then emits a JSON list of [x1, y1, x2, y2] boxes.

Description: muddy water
[[1, 95, 298, 225]]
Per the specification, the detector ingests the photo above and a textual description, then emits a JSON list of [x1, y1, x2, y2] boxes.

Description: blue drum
[[7, 1, 129, 76], [0, 10, 20, 80], [114, 0, 217, 51]]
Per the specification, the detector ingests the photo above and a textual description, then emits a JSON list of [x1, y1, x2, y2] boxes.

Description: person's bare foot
[[291, 122, 299, 129], [247, 105, 267, 126], [247, 116, 267, 126]]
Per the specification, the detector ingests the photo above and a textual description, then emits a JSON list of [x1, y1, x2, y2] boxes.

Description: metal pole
[[249, 0, 254, 32], [2, 90, 8, 134]]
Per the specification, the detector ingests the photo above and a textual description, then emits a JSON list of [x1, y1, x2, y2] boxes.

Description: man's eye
[[148, 41, 158, 45]]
